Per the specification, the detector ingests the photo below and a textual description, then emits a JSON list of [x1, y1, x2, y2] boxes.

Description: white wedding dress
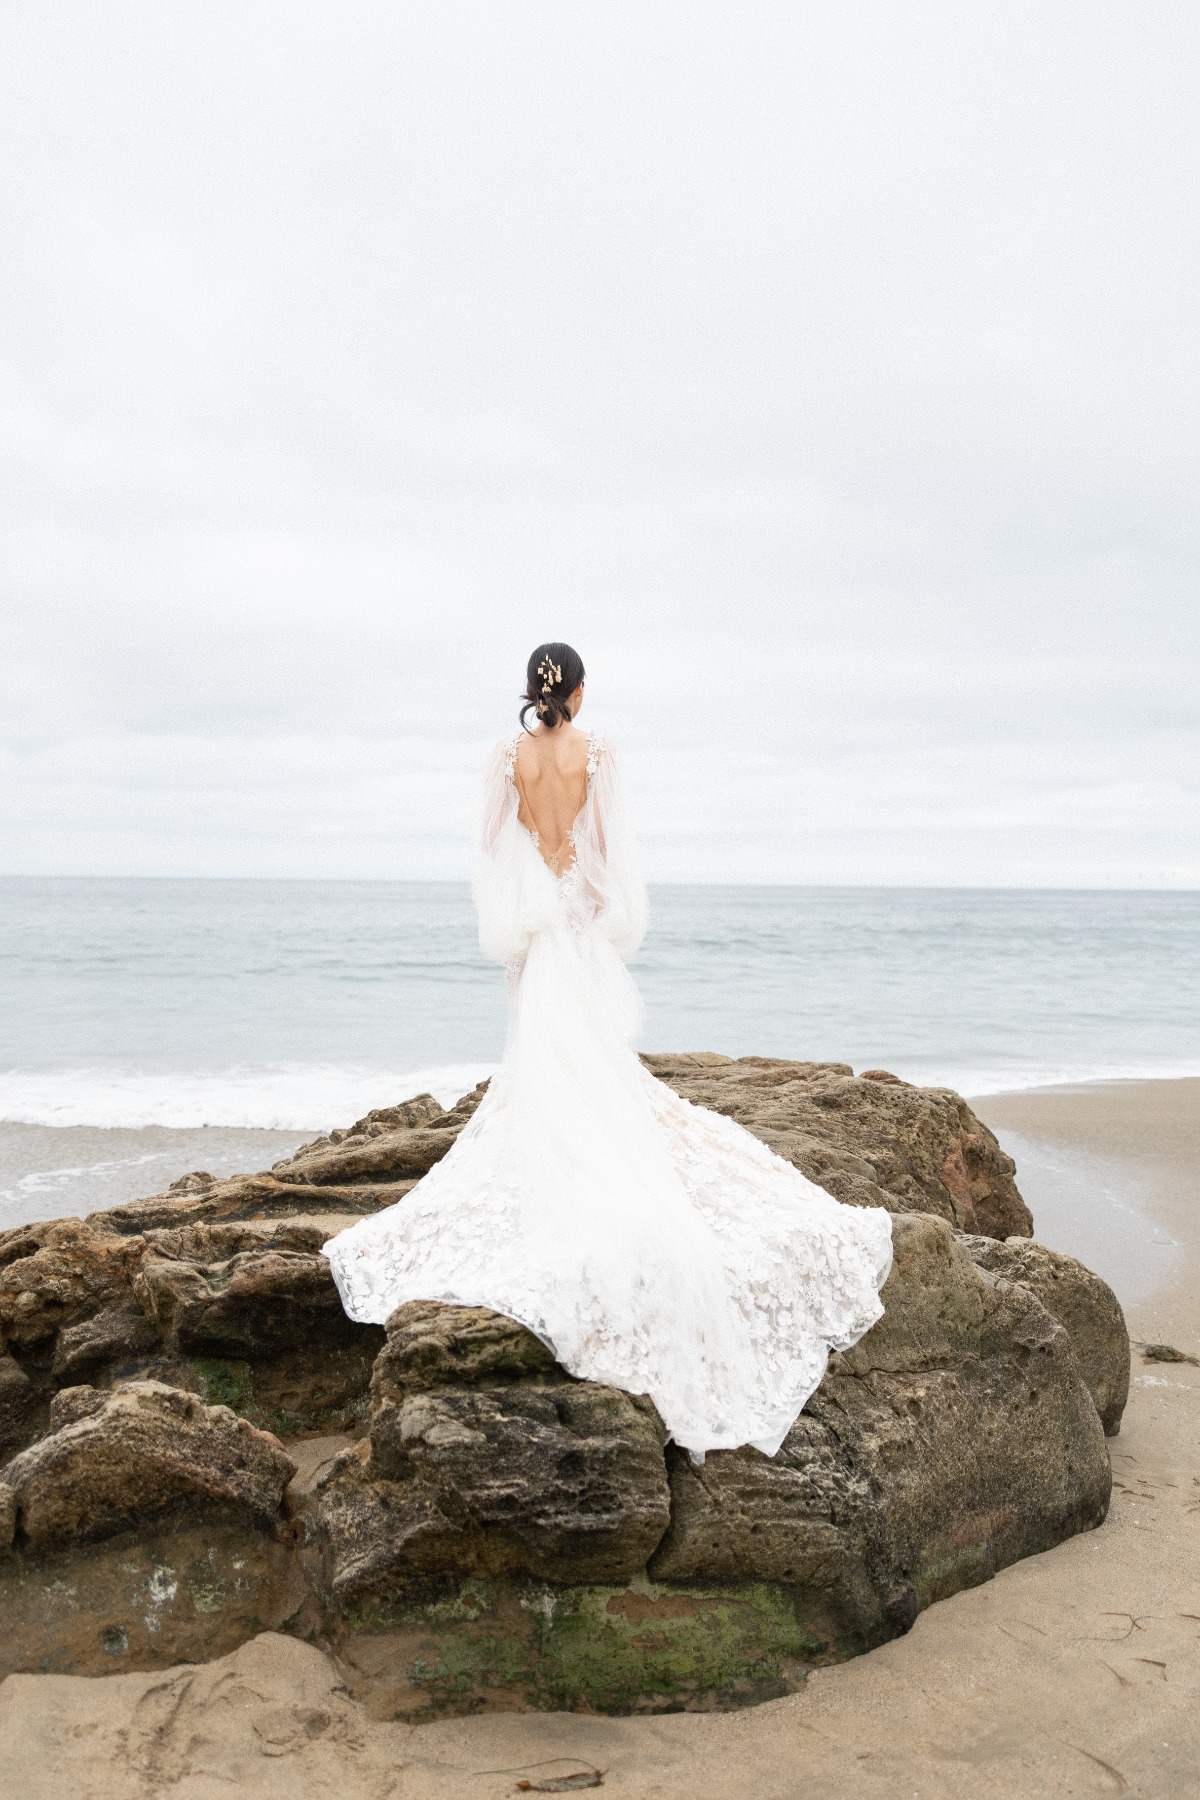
[[325, 731, 893, 1458]]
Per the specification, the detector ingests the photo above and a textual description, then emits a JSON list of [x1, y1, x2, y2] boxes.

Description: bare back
[[513, 725, 592, 873]]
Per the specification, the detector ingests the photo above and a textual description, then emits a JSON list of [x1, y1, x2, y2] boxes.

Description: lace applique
[[503, 733, 520, 781], [586, 732, 602, 776]]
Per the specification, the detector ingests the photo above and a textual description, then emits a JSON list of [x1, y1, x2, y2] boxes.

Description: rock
[[51, 1299, 161, 1386], [273, 1093, 448, 1167], [134, 1247, 358, 1359], [645, 1412, 909, 1655], [0, 1220, 69, 1270], [130, 1244, 383, 1436], [315, 1302, 670, 1599], [0, 1065, 1126, 1718], [283, 1433, 359, 1514], [87, 1176, 414, 1236], [642, 1055, 1032, 1238], [0, 1525, 311, 1683], [0, 1380, 295, 1552], [963, 1235, 1131, 1434], [268, 1092, 475, 1189], [649, 1213, 1111, 1622], [0, 1222, 145, 1351], [371, 1298, 560, 1395], [271, 1128, 457, 1189], [0, 1357, 34, 1460], [143, 1219, 336, 1261]]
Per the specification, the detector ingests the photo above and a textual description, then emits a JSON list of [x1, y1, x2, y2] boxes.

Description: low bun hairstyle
[[519, 641, 585, 732]]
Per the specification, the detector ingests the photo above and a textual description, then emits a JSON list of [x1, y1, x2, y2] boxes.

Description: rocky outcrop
[[650, 1214, 1109, 1630], [316, 1302, 670, 1601], [134, 1245, 356, 1359], [642, 1055, 1031, 1237], [0, 1220, 145, 1351], [0, 1381, 295, 1552], [0, 1212, 386, 1461], [69, 1062, 1026, 1242], [0, 1063, 1127, 1715], [963, 1234, 1131, 1434]]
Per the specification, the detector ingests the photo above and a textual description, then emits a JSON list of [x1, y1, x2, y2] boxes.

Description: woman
[[325, 642, 892, 1459]]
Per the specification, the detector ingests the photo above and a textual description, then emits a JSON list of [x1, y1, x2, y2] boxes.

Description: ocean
[[2, 878, 1198, 1243]]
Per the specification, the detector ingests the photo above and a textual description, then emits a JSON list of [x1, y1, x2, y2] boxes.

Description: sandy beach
[[1, 1077, 1197, 1799]]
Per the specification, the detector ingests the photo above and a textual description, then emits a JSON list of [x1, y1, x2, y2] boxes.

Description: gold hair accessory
[[537, 656, 562, 696]]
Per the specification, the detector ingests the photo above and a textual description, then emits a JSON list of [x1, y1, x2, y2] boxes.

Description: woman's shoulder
[[488, 725, 612, 777]]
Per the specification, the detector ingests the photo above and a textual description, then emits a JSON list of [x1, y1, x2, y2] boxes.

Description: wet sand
[[0, 1123, 313, 1230], [1, 1079, 1198, 1798]]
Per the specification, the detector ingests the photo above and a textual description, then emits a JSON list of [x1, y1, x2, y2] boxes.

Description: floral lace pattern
[[325, 732, 892, 1457]]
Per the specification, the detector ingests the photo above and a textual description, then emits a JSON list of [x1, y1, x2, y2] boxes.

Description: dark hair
[[519, 642, 585, 732]]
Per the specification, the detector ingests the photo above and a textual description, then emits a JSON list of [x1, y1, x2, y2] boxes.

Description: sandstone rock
[[87, 1175, 413, 1237], [143, 1219, 336, 1261], [963, 1234, 1131, 1434], [650, 1213, 1110, 1621], [315, 1302, 670, 1599], [645, 1412, 910, 1655], [134, 1247, 358, 1360], [371, 1298, 559, 1397], [0, 1221, 144, 1351], [168, 1169, 216, 1193], [51, 1299, 161, 1386], [642, 1055, 1031, 1238], [0, 1356, 34, 1460], [0, 1219, 69, 1270], [273, 1093, 448, 1167], [0, 1380, 295, 1552], [0, 1524, 310, 1684], [267, 1091, 479, 1190], [270, 1128, 457, 1189], [0, 1066, 1125, 1719]]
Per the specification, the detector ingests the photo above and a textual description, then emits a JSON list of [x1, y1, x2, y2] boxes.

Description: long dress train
[[324, 731, 893, 1458]]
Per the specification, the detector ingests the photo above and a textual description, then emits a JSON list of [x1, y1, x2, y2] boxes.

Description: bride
[[325, 642, 892, 1459]]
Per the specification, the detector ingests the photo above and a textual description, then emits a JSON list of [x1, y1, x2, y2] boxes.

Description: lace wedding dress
[[325, 732, 893, 1458]]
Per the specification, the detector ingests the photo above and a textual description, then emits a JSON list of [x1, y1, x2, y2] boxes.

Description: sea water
[[3, 878, 1198, 1125], [1, 878, 1198, 1230]]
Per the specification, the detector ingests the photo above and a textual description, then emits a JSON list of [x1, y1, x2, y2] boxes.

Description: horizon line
[[1, 874, 1197, 897]]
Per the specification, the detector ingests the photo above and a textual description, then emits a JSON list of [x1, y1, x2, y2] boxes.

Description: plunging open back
[[511, 727, 599, 877], [324, 728, 893, 1458]]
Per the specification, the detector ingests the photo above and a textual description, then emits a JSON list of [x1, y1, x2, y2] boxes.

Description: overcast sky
[[2, 2, 1197, 886]]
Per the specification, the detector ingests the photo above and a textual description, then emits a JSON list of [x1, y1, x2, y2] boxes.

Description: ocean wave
[[908, 1059, 1200, 1097], [0, 1062, 497, 1131], [3, 1055, 1199, 1132]]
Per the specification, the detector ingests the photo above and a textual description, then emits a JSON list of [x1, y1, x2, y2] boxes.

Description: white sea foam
[[0, 1062, 496, 1131], [3, 1056, 1197, 1133], [909, 1058, 1200, 1098]]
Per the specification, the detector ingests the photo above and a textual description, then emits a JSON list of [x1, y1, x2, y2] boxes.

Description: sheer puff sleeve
[[473, 736, 554, 965], [572, 735, 649, 961]]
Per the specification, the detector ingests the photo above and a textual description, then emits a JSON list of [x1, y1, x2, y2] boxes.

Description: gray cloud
[[1, 1, 1197, 883]]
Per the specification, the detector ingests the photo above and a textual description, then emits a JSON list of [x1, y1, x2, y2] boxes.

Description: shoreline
[[1, 1077, 1198, 1796], [978, 1078, 1200, 1344], [3, 1066, 1196, 1233]]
